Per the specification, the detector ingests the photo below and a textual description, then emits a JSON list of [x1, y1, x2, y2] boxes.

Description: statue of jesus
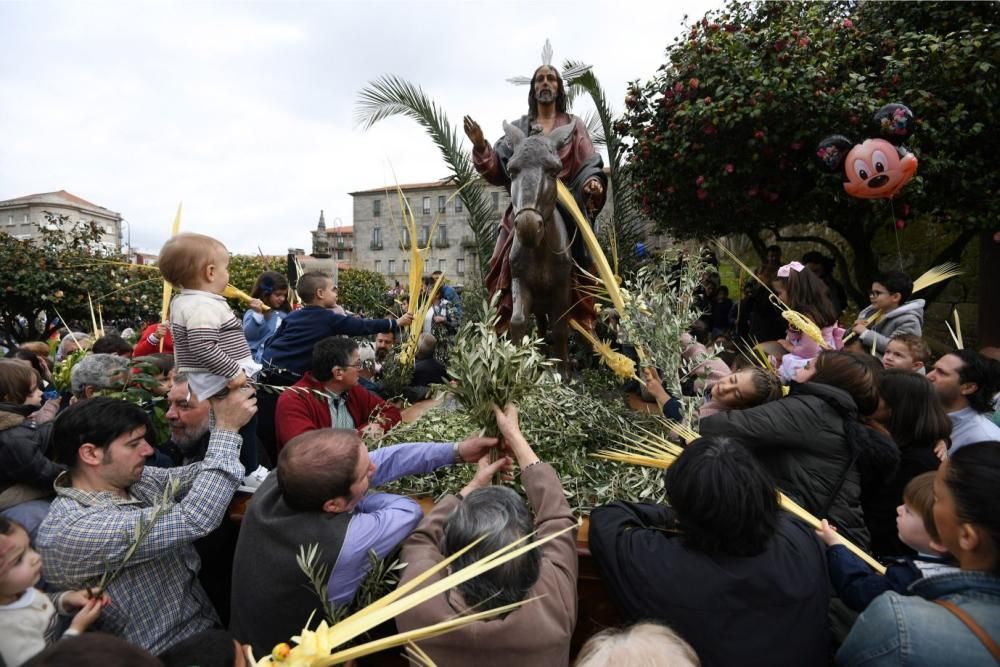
[[464, 61, 608, 330]]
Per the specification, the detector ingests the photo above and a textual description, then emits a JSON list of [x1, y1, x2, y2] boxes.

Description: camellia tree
[[0, 215, 161, 346], [338, 266, 393, 317], [620, 1, 999, 308]]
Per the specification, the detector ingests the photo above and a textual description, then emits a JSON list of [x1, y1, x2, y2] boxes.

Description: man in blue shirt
[[229, 428, 501, 657]]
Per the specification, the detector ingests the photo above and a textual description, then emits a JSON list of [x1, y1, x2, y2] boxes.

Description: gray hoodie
[[858, 298, 925, 355]]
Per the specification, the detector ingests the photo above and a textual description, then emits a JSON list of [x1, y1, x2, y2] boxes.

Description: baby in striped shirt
[[158, 232, 261, 401]]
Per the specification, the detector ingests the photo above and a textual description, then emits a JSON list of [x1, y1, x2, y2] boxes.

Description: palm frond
[[355, 75, 497, 275], [563, 60, 645, 274]]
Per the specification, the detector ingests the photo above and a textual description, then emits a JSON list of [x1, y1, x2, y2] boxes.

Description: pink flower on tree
[[697, 189, 709, 200], [724, 163, 735, 174]]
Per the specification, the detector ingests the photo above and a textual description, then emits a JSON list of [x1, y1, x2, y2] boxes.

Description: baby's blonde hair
[[158, 232, 225, 288], [575, 622, 700, 667]]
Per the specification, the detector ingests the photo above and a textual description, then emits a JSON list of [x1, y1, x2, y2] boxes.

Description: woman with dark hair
[[864, 370, 950, 557], [394, 403, 578, 667], [701, 351, 899, 550], [589, 437, 829, 667], [243, 271, 291, 360], [837, 442, 1000, 666]]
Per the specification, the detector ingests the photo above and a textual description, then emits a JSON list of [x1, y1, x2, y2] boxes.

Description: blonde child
[[816, 472, 957, 612], [774, 262, 844, 382], [158, 233, 261, 401], [0, 517, 109, 666], [881, 333, 930, 372]]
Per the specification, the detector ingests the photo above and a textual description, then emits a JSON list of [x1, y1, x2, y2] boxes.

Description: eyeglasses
[[337, 363, 363, 370], [869, 290, 887, 297]]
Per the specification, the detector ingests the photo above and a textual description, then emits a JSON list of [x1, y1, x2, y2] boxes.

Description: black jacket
[[699, 382, 899, 550], [0, 403, 61, 509], [589, 501, 830, 667]]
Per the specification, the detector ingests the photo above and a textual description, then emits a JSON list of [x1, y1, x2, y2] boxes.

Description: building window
[[336, 250, 344, 260], [456, 258, 465, 275], [388, 259, 396, 275], [5, 215, 12, 226], [336, 234, 344, 248], [401, 228, 410, 247], [373, 199, 381, 217], [371, 227, 382, 249], [455, 198, 463, 213], [402, 259, 409, 274], [422, 197, 431, 215], [375, 260, 382, 273], [438, 195, 446, 212], [421, 225, 430, 246], [438, 225, 448, 245], [491, 192, 500, 210], [438, 259, 447, 273], [23, 214, 29, 225]]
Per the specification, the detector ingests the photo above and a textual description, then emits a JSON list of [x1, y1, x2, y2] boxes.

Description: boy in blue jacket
[[816, 471, 958, 612]]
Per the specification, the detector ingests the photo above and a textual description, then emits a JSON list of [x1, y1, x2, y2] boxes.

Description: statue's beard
[[536, 89, 555, 104]]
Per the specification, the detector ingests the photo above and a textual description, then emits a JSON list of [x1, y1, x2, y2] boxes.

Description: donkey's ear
[[548, 121, 576, 150], [503, 121, 525, 149]]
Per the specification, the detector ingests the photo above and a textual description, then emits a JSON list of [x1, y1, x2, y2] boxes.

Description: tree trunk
[[978, 231, 999, 348]]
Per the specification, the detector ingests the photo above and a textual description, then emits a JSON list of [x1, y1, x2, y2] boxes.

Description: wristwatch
[[452, 441, 462, 464]]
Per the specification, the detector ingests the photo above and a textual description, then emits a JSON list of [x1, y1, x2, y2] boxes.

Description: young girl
[[774, 262, 844, 382], [242, 271, 291, 361], [0, 360, 63, 538], [0, 517, 109, 666]]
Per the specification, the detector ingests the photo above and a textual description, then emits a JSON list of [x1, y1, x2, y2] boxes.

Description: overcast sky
[[0, 0, 721, 255]]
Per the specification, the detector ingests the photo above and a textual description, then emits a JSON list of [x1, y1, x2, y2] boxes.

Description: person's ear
[[959, 381, 979, 398], [83, 386, 95, 399], [913, 361, 925, 372], [78, 443, 105, 466], [957, 522, 981, 553], [322, 497, 349, 513], [890, 291, 903, 306]]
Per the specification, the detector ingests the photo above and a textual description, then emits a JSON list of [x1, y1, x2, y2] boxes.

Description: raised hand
[[463, 115, 487, 152]]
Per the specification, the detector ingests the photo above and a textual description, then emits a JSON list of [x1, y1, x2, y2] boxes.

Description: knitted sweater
[[169, 289, 253, 380]]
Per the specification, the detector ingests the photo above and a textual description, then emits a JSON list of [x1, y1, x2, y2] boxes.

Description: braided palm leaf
[[355, 75, 497, 276]]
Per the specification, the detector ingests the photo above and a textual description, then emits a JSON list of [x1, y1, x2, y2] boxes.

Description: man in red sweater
[[275, 337, 401, 450]]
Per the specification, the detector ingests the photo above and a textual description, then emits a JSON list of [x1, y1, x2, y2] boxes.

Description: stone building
[[346, 172, 679, 291], [350, 180, 510, 287], [0, 190, 123, 250]]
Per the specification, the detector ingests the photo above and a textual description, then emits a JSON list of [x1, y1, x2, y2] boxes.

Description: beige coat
[[395, 463, 579, 667]]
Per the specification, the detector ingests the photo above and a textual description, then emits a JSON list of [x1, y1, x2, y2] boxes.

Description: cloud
[[0, 0, 721, 255]]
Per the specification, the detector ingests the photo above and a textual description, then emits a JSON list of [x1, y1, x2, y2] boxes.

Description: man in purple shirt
[[229, 428, 501, 656]]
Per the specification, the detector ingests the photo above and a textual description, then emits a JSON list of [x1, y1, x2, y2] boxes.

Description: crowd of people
[[1, 227, 998, 666], [0, 201, 998, 667]]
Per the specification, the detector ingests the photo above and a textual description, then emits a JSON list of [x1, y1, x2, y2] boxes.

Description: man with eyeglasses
[[274, 336, 401, 450]]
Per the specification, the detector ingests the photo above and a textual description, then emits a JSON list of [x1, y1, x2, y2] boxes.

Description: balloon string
[[890, 199, 903, 271]]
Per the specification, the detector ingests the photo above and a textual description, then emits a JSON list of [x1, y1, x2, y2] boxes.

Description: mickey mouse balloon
[[817, 103, 918, 199]]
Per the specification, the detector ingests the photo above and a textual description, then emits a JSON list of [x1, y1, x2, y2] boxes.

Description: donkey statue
[[503, 120, 576, 370]]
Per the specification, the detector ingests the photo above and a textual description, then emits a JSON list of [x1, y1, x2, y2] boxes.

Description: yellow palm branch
[[568, 318, 638, 381], [594, 428, 887, 575], [253, 522, 577, 666], [715, 242, 830, 350]]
